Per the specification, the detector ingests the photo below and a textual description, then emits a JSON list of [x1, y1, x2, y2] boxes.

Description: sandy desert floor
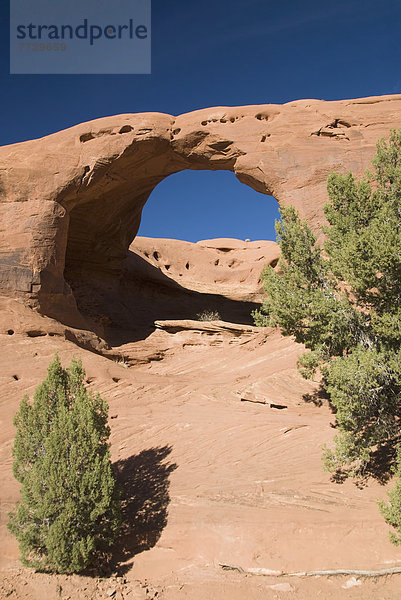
[[1, 239, 401, 599]]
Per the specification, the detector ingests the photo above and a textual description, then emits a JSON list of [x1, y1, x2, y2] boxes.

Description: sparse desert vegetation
[[8, 355, 120, 574], [195, 309, 222, 321], [2, 98, 401, 599], [255, 129, 401, 542]]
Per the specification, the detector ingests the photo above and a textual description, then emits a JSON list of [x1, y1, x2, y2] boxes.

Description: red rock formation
[[1, 95, 401, 325], [131, 236, 280, 301], [2, 97, 401, 598]]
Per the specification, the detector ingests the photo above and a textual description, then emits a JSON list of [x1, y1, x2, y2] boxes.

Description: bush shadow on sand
[[110, 445, 177, 574]]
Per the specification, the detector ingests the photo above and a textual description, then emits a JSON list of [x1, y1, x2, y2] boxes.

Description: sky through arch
[[138, 170, 280, 243]]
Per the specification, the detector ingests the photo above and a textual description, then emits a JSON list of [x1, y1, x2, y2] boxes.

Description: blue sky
[[1, 0, 401, 242]]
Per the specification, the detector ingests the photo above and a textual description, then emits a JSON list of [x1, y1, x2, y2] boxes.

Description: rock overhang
[[0, 94, 400, 324]]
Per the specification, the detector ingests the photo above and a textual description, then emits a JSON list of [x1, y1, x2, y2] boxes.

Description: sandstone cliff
[[1, 95, 401, 328]]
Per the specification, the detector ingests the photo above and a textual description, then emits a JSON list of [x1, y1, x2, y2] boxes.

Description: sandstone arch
[[0, 94, 401, 325]]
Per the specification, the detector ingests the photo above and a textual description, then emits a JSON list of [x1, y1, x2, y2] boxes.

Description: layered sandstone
[[2, 97, 401, 599], [1, 95, 401, 326]]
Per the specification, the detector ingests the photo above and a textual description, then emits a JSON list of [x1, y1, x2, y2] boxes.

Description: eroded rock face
[[131, 236, 280, 302], [1, 94, 401, 323], [78, 237, 280, 341]]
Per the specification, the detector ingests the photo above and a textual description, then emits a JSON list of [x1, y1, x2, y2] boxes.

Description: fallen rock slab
[[154, 319, 264, 335]]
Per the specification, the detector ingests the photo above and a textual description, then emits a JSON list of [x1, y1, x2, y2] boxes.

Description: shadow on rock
[[65, 250, 260, 346], [302, 385, 332, 408], [111, 445, 177, 572], [330, 439, 399, 488]]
